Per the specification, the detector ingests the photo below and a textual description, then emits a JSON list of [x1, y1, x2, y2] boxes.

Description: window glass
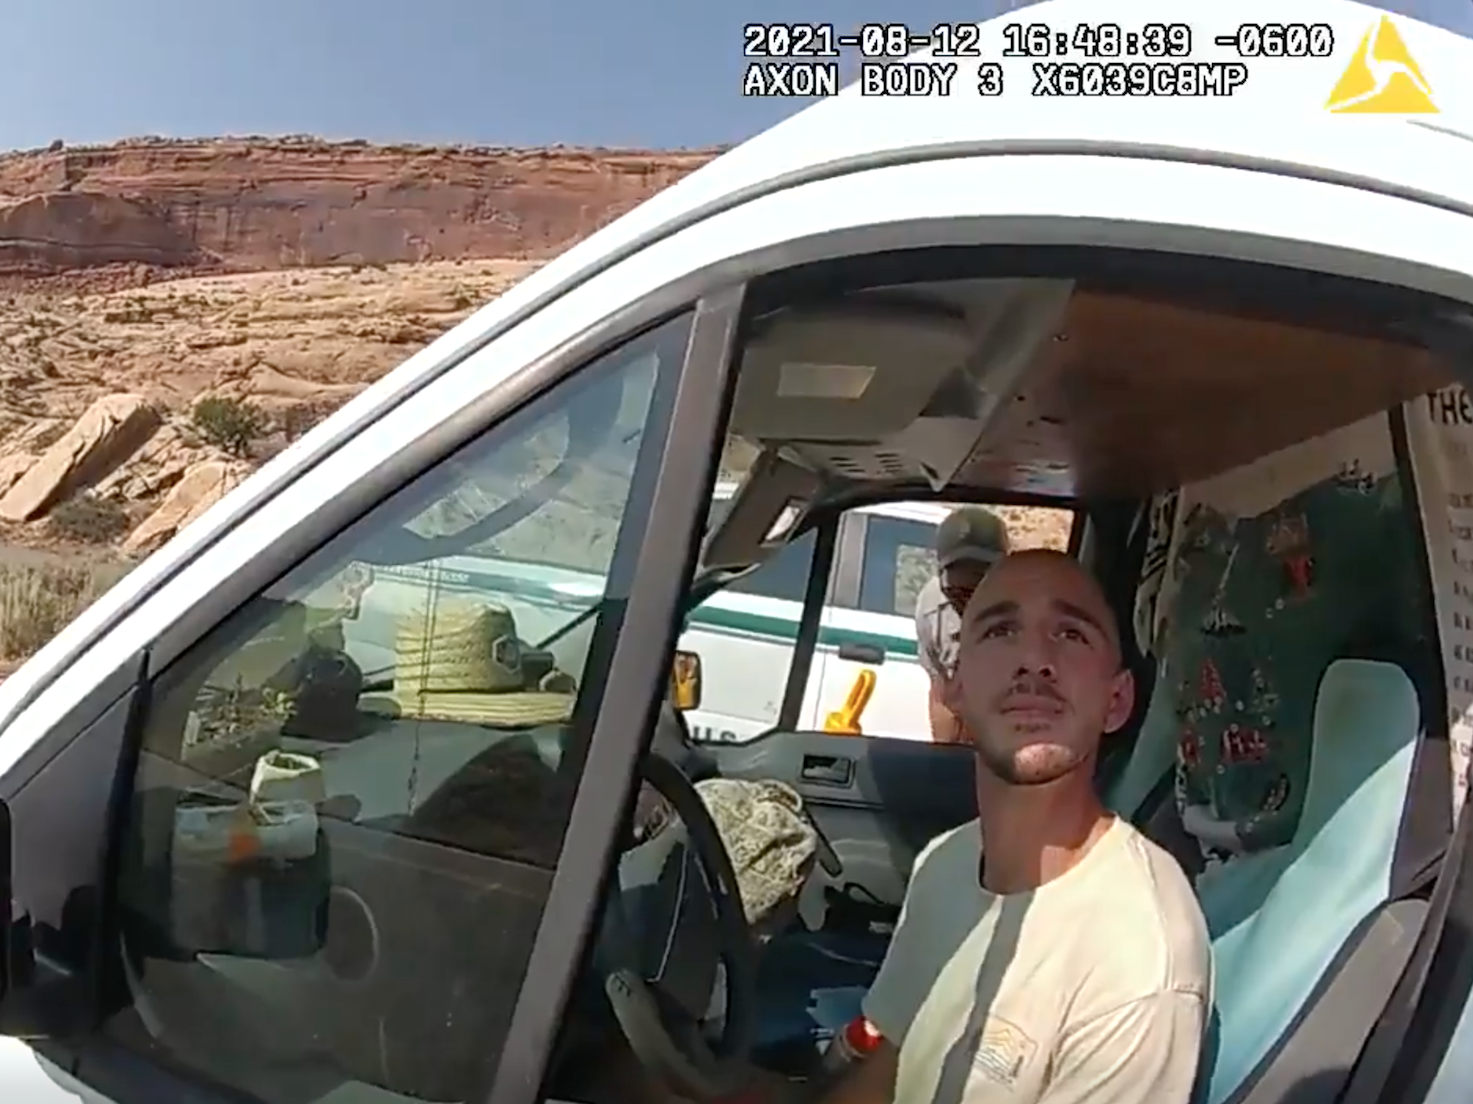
[[725, 531, 817, 603], [105, 314, 692, 1104], [680, 501, 1078, 745], [700, 481, 818, 605], [859, 516, 940, 618], [858, 505, 1078, 618], [679, 495, 820, 742]]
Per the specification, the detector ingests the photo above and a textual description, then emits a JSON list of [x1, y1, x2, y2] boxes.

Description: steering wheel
[[595, 751, 759, 1101]]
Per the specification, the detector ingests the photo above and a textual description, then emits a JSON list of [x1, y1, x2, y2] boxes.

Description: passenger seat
[[1199, 658, 1424, 1103], [1110, 416, 1450, 1104]]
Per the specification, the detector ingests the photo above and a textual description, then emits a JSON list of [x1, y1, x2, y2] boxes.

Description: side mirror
[[671, 650, 703, 712], [0, 797, 58, 1039]]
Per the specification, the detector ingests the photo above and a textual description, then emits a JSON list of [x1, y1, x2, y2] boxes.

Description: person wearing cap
[[913, 507, 1011, 743]]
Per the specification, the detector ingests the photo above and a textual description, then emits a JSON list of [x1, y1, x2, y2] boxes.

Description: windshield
[[276, 326, 681, 691], [525, 435, 765, 656]]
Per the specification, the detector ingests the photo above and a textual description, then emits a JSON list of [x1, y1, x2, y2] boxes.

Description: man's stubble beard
[[972, 721, 1090, 787]]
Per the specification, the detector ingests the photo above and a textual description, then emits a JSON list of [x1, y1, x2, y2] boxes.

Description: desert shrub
[[0, 562, 120, 660], [192, 396, 266, 456], [47, 493, 129, 544]]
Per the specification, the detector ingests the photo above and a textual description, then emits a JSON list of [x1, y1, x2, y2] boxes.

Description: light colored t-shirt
[[862, 817, 1212, 1104], [913, 576, 960, 681]]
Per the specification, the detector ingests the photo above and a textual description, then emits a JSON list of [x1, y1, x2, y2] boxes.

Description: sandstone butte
[[0, 136, 1072, 561]]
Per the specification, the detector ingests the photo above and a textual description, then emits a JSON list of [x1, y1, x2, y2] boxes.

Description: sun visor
[[891, 279, 1075, 489], [731, 304, 973, 442], [702, 449, 823, 571], [730, 280, 1074, 491]]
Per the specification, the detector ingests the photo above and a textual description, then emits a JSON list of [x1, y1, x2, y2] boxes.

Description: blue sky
[[2, 0, 1468, 154]]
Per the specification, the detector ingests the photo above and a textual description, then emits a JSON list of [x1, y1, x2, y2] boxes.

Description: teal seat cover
[[1114, 433, 1428, 1104]]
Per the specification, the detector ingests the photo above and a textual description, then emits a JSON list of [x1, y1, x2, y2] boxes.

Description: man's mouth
[[1000, 694, 1065, 716]]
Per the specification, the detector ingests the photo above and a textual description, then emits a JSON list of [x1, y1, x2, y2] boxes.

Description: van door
[[0, 303, 733, 1104]]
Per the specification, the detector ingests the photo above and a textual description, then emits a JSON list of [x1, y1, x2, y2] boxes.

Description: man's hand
[[814, 1040, 899, 1104], [927, 675, 964, 745]]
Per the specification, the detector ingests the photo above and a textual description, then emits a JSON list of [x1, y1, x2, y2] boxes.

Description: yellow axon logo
[[1325, 14, 1438, 113]]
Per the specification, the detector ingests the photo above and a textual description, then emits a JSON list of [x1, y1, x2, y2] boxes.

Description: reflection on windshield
[[405, 364, 659, 576]]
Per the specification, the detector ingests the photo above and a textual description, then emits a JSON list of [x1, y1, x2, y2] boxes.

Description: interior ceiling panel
[[749, 283, 1452, 501], [954, 291, 1451, 498]]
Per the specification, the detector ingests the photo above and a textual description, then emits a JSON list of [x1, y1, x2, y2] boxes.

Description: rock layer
[[0, 138, 719, 280]]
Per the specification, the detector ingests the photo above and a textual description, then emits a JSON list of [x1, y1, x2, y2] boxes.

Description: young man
[[914, 507, 1011, 743], [828, 550, 1212, 1104]]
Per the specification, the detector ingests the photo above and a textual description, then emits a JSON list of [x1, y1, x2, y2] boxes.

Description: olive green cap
[[936, 506, 1011, 569]]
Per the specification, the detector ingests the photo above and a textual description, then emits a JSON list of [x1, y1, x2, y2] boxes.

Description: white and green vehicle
[[363, 487, 1000, 743]]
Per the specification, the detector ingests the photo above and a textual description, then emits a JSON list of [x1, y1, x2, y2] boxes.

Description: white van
[[6, 6, 1473, 1104]]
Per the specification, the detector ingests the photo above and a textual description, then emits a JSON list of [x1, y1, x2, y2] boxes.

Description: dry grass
[[47, 494, 131, 545], [0, 562, 128, 661]]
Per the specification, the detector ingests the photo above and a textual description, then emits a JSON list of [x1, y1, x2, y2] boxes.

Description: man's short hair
[[936, 506, 1011, 570]]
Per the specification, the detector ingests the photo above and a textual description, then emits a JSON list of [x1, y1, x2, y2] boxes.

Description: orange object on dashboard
[[823, 668, 877, 735]]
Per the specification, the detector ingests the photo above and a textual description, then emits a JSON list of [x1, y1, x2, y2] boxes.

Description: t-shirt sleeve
[[1037, 991, 1207, 1104]]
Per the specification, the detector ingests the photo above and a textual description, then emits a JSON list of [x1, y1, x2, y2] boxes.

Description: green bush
[[192, 396, 266, 456], [47, 493, 129, 545]]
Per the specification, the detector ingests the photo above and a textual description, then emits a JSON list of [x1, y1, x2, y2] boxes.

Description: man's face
[[945, 552, 1134, 786], [940, 559, 993, 614]]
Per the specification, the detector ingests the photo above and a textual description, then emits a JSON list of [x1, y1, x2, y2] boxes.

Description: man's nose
[[1012, 659, 1057, 681], [1013, 627, 1058, 678]]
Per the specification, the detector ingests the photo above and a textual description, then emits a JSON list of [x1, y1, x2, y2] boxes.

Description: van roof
[[854, 500, 952, 525]]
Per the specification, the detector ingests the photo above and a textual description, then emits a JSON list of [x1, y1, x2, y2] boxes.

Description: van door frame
[[780, 511, 866, 730], [496, 158, 1473, 1104], [55, 298, 744, 1104], [776, 518, 840, 729]]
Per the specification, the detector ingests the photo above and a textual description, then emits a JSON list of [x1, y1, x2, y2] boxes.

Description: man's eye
[[1057, 625, 1090, 643], [980, 622, 1013, 640]]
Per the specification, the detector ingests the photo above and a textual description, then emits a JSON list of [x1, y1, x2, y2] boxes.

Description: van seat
[[1197, 658, 1419, 1104], [1114, 415, 1443, 1104]]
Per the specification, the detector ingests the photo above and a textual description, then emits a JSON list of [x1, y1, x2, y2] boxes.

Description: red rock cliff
[[0, 137, 721, 278]]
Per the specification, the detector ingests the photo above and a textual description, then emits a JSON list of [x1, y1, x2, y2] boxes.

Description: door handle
[[800, 754, 855, 788], [837, 641, 885, 665]]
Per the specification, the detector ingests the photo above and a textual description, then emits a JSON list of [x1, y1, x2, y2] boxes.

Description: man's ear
[[1102, 665, 1136, 736]]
